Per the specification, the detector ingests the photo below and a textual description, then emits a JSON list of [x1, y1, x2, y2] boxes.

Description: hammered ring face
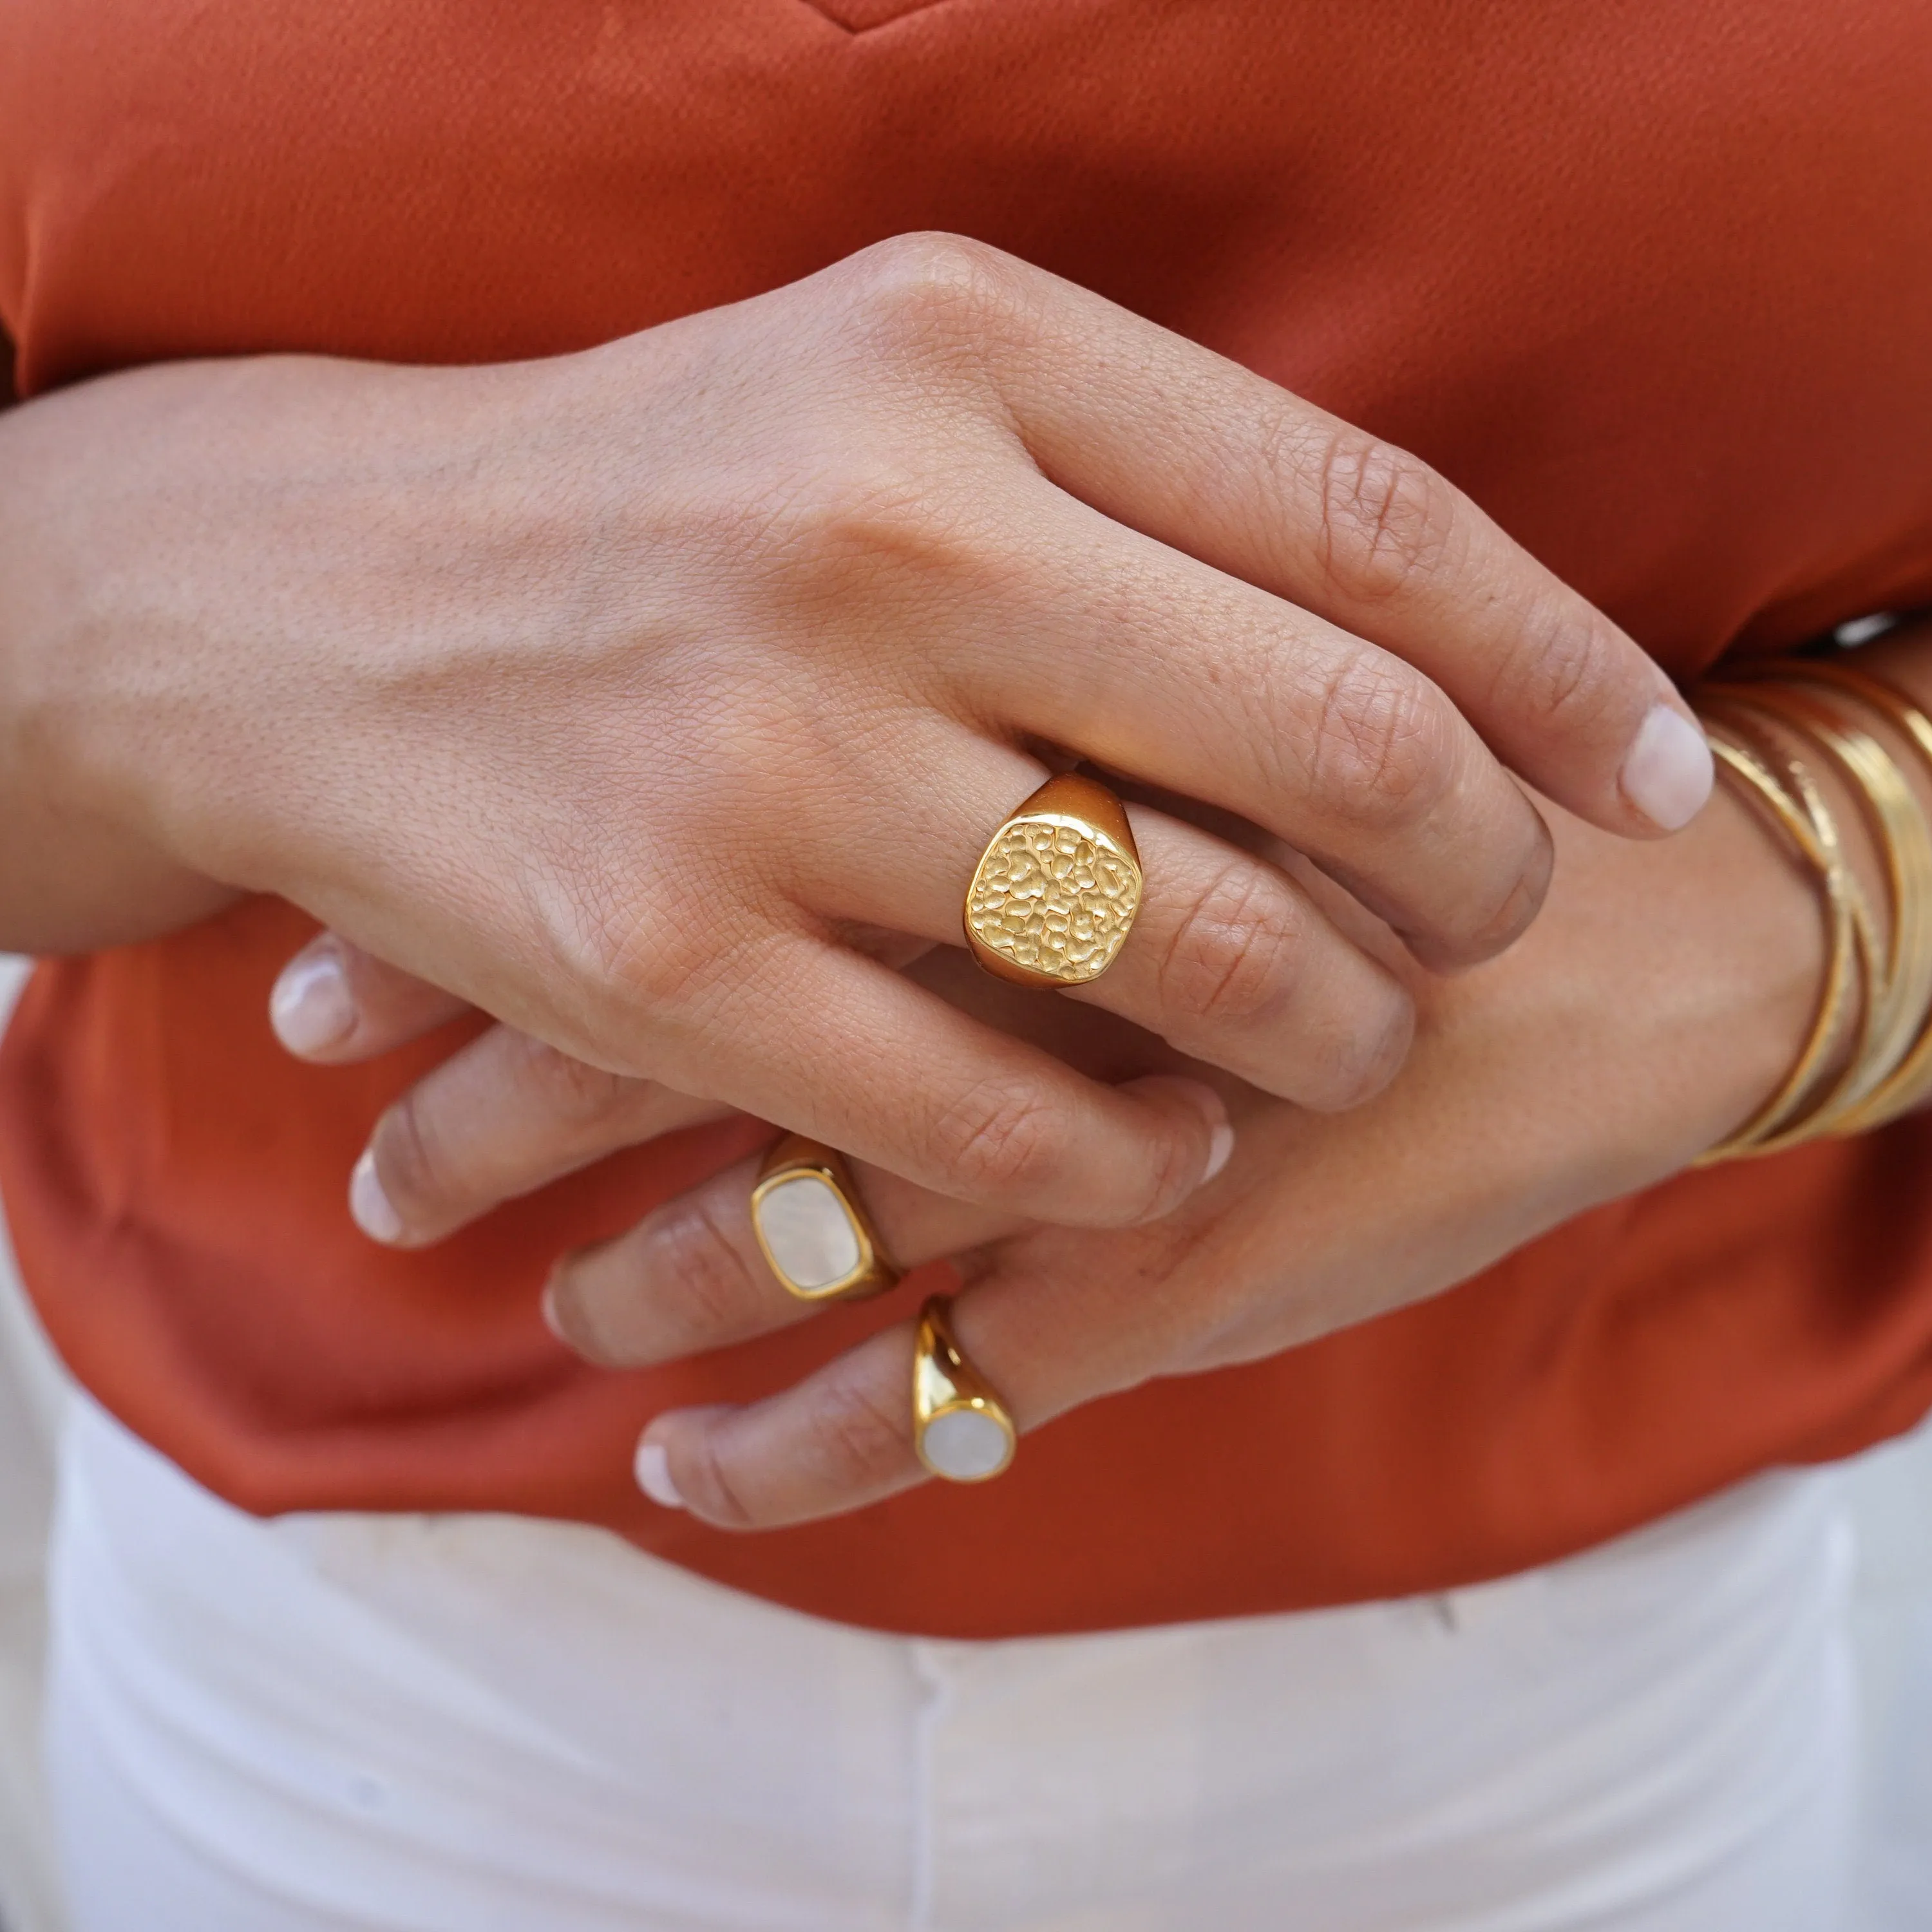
[[965, 812, 1142, 985]]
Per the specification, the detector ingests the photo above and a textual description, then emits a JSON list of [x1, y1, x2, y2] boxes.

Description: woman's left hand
[[276, 758, 1827, 1528]]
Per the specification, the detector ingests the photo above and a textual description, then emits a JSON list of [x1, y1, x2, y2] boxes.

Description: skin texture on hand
[[276, 647, 1865, 1528], [600, 771, 1831, 1529], [0, 234, 1704, 1235]]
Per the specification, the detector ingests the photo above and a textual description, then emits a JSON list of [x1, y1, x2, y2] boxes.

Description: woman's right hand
[[0, 233, 1710, 1229]]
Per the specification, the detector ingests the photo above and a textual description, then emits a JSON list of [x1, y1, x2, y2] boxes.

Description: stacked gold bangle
[[1696, 661, 1932, 1162]]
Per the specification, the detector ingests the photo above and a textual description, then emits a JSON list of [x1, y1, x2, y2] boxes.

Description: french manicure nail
[[634, 1439, 686, 1510], [270, 949, 355, 1056], [348, 1149, 404, 1245], [1204, 1120, 1236, 1182], [1620, 703, 1713, 832]]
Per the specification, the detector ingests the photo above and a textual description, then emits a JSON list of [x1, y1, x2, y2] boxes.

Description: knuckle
[[1404, 815, 1550, 970], [926, 1081, 1071, 1204], [645, 1197, 764, 1344], [1464, 823, 1554, 957], [836, 231, 1022, 353], [801, 1357, 917, 1492], [1156, 862, 1307, 1032], [1131, 1110, 1213, 1225], [513, 1036, 638, 1131], [1308, 981, 1417, 1112], [531, 841, 747, 1038], [370, 1092, 448, 1220], [1297, 656, 1454, 831], [770, 457, 978, 593], [572, 898, 758, 1053], [1311, 427, 1458, 603], [604, 918, 721, 1016], [1491, 599, 1629, 739], [677, 1432, 760, 1531]]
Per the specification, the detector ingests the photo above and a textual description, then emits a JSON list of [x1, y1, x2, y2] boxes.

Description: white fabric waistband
[[46, 1397, 1855, 1930]]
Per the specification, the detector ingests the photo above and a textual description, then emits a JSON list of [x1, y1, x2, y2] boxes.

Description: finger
[[621, 930, 1233, 1229], [1065, 808, 1414, 1106], [632, 1235, 1160, 1529], [270, 933, 471, 1063], [545, 1147, 1002, 1370], [957, 489, 1558, 971], [797, 726, 1416, 1103], [349, 1023, 734, 1248], [929, 238, 1712, 840], [543, 1074, 1223, 1368]]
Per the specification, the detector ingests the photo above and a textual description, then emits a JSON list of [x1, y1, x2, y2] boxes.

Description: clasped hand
[[275, 739, 1829, 1528], [15, 232, 1732, 1523]]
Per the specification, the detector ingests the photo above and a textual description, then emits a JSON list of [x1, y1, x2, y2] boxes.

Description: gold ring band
[[964, 772, 1143, 988], [912, 1294, 1017, 1482], [750, 1135, 900, 1303]]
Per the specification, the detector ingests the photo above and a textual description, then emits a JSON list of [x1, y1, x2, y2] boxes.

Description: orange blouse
[[3, 0, 1932, 1637]]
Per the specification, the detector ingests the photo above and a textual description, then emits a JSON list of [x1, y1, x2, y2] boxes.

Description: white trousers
[[46, 1397, 1858, 1932]]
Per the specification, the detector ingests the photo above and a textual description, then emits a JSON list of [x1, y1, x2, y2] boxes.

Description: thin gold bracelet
[[1696, 662, 1932, 1160], [1705, 681, 1932, 1133], [1765, 663, 1932, 1128], [1692, 722, 1866, 1162]]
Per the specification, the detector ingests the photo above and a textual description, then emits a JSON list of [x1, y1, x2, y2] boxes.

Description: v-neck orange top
[[4, 0, 1932, 1636]]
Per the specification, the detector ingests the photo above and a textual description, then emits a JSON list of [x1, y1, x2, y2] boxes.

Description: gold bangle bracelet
[[1692, 723, 1866, 1162], [1747, 688, 1932, 1128], [1703, 681, 1929, 1134], [1697, 657, 1932, 1162], [1751, 662, 1932, 1128]]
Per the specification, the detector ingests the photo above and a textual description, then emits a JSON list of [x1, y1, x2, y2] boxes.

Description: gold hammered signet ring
[[913, 1295, 1018, 1482], [963, 772, 1143, 988], [750, 1135, 902, 1304]]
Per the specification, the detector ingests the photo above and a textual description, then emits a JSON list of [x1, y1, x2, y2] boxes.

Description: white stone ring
[[913, 1294, 1018, 1484], [749, 1135, 901, 1304]]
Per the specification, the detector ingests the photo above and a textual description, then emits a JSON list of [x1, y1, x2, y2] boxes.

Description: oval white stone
[[922, 1406, 1012, 1481], [755, 1174, 862, 1291]]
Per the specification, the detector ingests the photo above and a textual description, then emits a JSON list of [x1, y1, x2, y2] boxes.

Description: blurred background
[[0, 956, 68, 1932], [0, 949, 1926, 1931]]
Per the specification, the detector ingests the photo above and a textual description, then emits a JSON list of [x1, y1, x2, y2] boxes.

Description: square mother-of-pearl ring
[[749, 1135, 902, 1303]]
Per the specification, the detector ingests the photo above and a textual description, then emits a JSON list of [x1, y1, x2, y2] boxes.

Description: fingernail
[[1173, 1082, 1234, 1184], [349, 1149, 404, 1245], [634, 1437, 685, 1511], [270, 948, 355, 1056], [1620, 703, 1712, 832], [539, 1276, 570, 1345]]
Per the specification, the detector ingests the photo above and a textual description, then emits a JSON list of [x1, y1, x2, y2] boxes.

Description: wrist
[[1421, 775, 1827, 1197], [0, 371, 245, 947]]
